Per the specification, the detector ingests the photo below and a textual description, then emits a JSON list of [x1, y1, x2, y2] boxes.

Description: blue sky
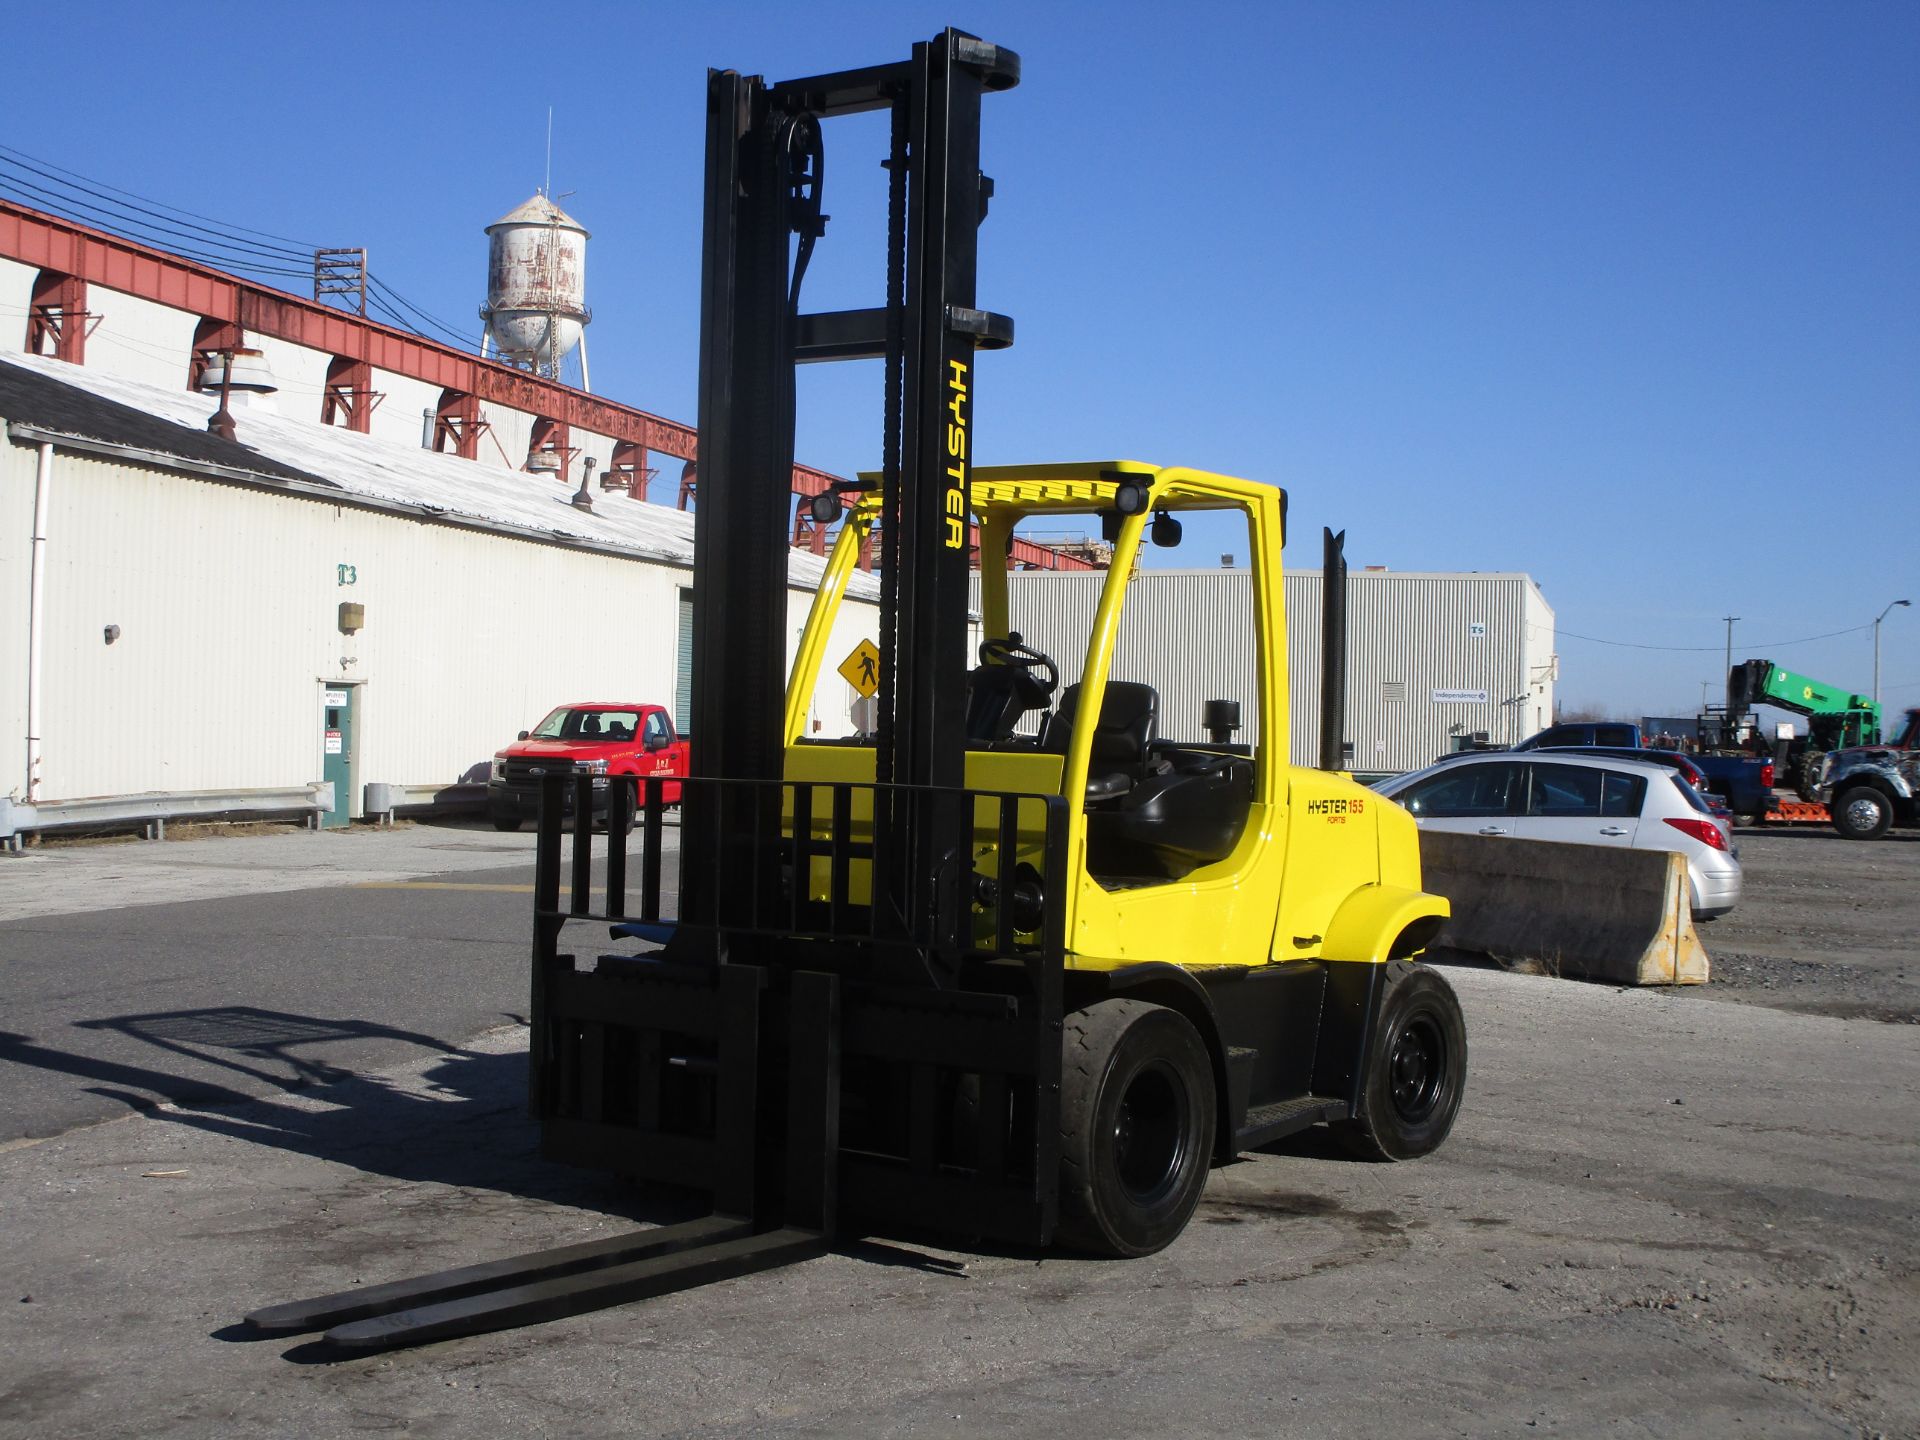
[[5, 2, 1916, 722]]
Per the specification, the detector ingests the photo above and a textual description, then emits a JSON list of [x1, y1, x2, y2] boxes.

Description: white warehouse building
[[0, 352, 878, 837], [0, 196, 895, 842]]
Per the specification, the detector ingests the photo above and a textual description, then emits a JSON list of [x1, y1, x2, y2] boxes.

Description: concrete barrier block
[[1419, 832, 1709, 986]]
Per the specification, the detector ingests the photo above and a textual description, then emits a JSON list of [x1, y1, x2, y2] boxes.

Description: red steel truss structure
[[2, 199, 1093, 572]]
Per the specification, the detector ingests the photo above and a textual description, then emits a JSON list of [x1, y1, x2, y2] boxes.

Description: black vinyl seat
[[1042, 681, 1158, 800], [1046, 681, 1253, 881]]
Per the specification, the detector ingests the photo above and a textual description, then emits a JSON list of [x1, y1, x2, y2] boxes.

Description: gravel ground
[[1686, 824, 1919, 1025], [4, 968, 1915, 1440]]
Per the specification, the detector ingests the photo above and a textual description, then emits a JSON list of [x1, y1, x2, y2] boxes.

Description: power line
[[366, 274, 472, 346], [0, 141, 321, 250], [0, 159, 483, 354], [0, 171, 319, 280], [0, 154, 315, 264], [1540, 620, 1874, 653]]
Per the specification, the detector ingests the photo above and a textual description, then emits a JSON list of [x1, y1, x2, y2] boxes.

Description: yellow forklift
[[248, 28, 1464, 1349]]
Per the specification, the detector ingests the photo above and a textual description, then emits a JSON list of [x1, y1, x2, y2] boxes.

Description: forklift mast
[[685, 31, 1018, 977]]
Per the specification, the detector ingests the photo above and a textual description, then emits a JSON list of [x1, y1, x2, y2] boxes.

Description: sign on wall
[[1431, 689, 1490, 704]]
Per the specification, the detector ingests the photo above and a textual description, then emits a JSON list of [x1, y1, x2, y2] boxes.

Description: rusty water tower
[[480, 192, 591, 388]]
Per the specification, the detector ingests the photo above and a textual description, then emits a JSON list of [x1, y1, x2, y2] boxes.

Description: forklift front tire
[[1056, 999, 1215, 1258], [1337, 962, 1466, 1162]]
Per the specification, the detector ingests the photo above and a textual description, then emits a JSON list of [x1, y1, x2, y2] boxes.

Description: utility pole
[[1719, 616, 1740, 741]]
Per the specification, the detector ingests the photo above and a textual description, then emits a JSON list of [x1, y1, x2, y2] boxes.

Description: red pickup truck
[[487, 702, 689, 831]]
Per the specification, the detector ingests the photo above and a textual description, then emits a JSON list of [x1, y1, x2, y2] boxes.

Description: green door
[[321, 684, 356, 829], [676, 587, 693, 734]]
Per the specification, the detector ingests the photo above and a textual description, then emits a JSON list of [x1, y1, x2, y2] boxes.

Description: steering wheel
[[979, 636, 1060, 699]]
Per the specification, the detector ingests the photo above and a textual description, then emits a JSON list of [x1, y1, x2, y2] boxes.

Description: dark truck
[[1817, 707, 1920, 840], [1515, 722, 1774, 824]]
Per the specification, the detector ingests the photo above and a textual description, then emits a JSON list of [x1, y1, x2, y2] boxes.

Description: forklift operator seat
[[1043, 681, 1158, 800]]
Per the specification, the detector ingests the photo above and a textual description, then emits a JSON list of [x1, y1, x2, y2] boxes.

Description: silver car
[[1375, 752, 1742, 919]]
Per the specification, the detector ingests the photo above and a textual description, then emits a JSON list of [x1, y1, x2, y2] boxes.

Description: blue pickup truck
[[1514, 723, 1775, 824]]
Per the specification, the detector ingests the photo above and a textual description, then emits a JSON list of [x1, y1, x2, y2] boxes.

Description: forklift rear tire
[[1056, 998, 1214, 1258], [1337, 962, 1466, 1162]]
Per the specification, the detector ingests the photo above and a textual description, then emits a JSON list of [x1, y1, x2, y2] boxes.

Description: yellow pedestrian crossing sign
[[838, 638, 882, 698]]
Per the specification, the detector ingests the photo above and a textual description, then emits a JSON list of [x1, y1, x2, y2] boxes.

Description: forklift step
[[245, 1212, 754, 1337], [324, 1226, 828, 1350], [1236, 1095, 1349, 1151]]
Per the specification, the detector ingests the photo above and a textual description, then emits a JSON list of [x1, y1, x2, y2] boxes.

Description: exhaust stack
[[1319, 527, 1347, 771]]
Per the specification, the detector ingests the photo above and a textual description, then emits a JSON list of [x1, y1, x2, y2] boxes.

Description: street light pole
[[1722, 616, 1739, 736], [1873, 599, 1911, 728]]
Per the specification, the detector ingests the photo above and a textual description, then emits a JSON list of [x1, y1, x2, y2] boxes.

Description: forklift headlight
[[804, 491, 842, 525], [1112, 478, 1150, 516]]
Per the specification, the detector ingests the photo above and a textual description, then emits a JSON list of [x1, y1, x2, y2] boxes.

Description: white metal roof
[[487, 193, 589, 235], [0, 349, 871, 597]]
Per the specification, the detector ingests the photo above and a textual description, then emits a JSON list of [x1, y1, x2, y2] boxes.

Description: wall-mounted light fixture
[[103, 624, 121, 645], [338, 602, 365, 635]]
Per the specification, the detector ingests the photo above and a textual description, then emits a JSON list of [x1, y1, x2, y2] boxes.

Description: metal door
[[321, 684, 356, 829], [675, 587, 693, 736]]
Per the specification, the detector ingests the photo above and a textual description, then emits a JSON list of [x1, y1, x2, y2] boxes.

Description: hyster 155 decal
[[1307, 796, 1366, 821]]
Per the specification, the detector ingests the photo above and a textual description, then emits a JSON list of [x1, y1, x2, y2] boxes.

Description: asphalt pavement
[[0, 820, 684, 1145], [0, 819, 1915, 1438]]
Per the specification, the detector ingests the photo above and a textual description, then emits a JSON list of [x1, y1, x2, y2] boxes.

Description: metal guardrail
[[0, 782, 335, 850], [362, 781, 487, 827]]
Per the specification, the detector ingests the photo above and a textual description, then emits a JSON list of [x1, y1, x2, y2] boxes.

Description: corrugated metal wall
[[982, 570, 1264, 744], [978, 567, 1553, 772], [1292, 569, 1550, 771], [0, 444, 876, 810]]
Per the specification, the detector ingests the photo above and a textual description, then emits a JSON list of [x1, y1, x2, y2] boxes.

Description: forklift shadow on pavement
[[0, 1010, 701, 1230]]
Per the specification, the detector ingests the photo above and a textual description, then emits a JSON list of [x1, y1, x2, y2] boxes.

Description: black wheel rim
[[1112, 1060, 1186, 1204], [1388, 1012, 1446, 1125]]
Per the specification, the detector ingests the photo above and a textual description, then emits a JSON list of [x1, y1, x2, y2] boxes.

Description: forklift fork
[[246, 967, 842, 1349]]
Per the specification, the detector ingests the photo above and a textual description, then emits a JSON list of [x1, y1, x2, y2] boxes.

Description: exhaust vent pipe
[[1319, 527, 1347, 771]]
